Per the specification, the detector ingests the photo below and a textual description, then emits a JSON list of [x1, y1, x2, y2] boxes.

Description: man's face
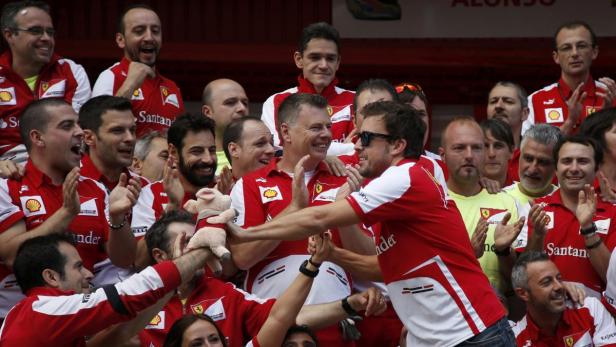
[[483, 129, 512, 181], [354, 115, 393, 178], [283, 105, 332, 162], [178, 130, 217, 188], [553, 26, 597, 78], [231, 120, 274, 174], [86, 109, 136, 169], [409, 96, 430, 147], [163, 222, 195, 260], [519, 139, 555, 195], [56, 242, 93, 294], [136, 136, 168, 182], [294, 38, 340, 91], [39, 104, 84, 173], [282, 332, 317, 347], [440, 121, 485, 185], [203, 81, 249, 131], [521, 261, 566, 315], [487, 85, 527, 130], [556, 142, 596, 194], [603, 123, 616, 161], [355, 89, 393, 129], [3, 6, 54, 68], [116, 8, 161, 66]]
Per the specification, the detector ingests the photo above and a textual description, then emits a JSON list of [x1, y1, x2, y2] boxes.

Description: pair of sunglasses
[[395, 82, 424, 96], [358, 131, 393, 147]]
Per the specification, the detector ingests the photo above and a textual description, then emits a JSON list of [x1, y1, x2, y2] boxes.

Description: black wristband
[[341, 296, 359, 317], [586, 239, 603, 250], [308, 257, 322, 268], [299, 260, 319, 278], [493, 247, 511, 257], [109, 216, 127, 230], [580, 223, 597, 236]]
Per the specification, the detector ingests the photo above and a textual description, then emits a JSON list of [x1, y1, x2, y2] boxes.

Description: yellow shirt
[[216, 150, 230, 176], [24, 75, 38, 91], [449, 188, 519, 292]]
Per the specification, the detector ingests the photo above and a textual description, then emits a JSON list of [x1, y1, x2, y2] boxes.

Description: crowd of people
[[0, 1, 616, 346]]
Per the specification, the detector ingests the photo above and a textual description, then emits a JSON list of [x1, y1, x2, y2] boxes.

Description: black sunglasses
[[358, 131, 393, 147]]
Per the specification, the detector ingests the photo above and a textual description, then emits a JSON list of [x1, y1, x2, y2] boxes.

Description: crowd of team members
[[1, 1, 616, 346]]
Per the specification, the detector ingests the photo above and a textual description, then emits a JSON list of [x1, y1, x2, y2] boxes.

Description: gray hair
[[134, 131, 166, 161], [1, 1, 50, 32], [511, 251, 550, 290], [520, 124, 563, 149], [492, 81, 529, 108]]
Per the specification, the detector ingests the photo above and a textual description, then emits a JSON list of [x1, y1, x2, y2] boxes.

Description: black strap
[[103, 285, 130, 315]]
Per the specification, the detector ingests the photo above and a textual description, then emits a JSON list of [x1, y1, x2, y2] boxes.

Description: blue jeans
[[456, 317, 516, 347]]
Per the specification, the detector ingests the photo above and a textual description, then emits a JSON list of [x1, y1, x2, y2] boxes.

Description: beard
[[178, 153, 216, 188]]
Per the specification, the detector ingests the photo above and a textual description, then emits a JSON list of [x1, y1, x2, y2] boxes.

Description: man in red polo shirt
[[522, 21, 616, 136], [0, 1, 91, 164], [92, 4, 184, 137], [0, 98, 139, 320], [261, 22, 355, 156], [521, 136, 616, 298], [512, 251, 616, 346]]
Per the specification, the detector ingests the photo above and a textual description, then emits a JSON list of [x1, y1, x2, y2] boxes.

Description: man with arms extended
[[92, 4, 184, 137], [226, 101, 515, 346]]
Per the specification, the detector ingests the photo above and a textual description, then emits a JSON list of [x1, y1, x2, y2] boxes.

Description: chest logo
[[586, 106, 598, 115], [78, 198, 99, 217], [132, 88, 144, 100], [544, 108, 564, 123], [479, 207, 507, 223], [0, 87, 16, 105], [545, 211, 554, 229], [259, 186, 283, 203], [20, 196, 46, 217], [160, 86, 179, 108], [145, 311, 165, 330], [39, 79, 66, 98]]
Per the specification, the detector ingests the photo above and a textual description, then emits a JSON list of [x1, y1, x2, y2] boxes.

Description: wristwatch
[[299, 259, 319, 278]]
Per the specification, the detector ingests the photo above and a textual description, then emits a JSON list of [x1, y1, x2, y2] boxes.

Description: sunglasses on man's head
[[395, 82, 424, 96], [358, 131, 393, 147]]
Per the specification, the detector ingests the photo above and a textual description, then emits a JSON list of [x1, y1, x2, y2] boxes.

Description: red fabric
[[355, 302, 403, 347]]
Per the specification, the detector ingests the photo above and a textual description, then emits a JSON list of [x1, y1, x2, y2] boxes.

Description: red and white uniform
[[139, 275, 274, 347], [516, 189, 616, 297], [231, 157, 353, 346], [346, 156, 506, 347], [602, 248, 616, 316], [80, 154, 148, 194], [522, 75, 616, 135], [0, 160, 113, 315], [261, 76, 355, 156], [512, 297, 616, 347], [92, 57, 185, 138], [0, 261, 181, 347], [0, 52, 91, 160]]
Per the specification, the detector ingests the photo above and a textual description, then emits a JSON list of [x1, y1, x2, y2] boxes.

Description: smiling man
[[261, 22, 355, 156], [92, 4, 184, 137], [0, 1, 91, 164]]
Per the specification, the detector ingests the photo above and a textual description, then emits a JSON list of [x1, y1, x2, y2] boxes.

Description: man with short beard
[[511, 251, 616, 346], [92, 4, 184, 138]]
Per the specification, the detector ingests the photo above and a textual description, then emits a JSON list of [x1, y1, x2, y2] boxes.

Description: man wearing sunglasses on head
[[0, 1, 91, 167]]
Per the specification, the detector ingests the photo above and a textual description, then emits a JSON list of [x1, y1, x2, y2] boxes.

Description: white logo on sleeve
[[20, 196, 46, 217], [78, 198, 99, 216], [145, 311, 165, 330], [0, 87, 17, 106], [594, 218, 610, 235]]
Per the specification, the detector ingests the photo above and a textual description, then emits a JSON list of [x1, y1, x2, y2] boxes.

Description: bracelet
[[341, 296, 359, 317], [109, 216, 127, 230], [308, 256, 322, 268], [493, 247, 511, 257], [299, 260, 319, 278], [586, 239, 603, 250], [580, 223, 597, 236]]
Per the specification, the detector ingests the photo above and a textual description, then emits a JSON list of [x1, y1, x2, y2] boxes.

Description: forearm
[[115, 80, 139, 99], [338, 225, 376, 256], [296, 300, 347, 330], [525, 232, 545, 252], [497, 252, 517, 283], [107, 218, 137, 268], [245, 206, 328, 241], [230, 240, 280, 270], [585, 235, 611, 282], [173, 248, 212, 283], [133, 239, 152, 271], [559, 120, 575, 135], [330, 247, 382, 282]]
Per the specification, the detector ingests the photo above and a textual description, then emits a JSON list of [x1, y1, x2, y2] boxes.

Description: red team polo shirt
[[346, 156, 506, 347], [231, 157, 354, 347], [80, 154, 148, 193], [603, 249, 616, 316], [512, 298, 616, 347], [92, 57, 185, 137], [516, 189, 616, 297], [139, 276, 274, 347], [0, 52, 91, 157], [522, 75, 616, 135]]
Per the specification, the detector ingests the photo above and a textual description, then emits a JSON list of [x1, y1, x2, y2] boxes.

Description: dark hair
[[298, 22, 340, 55], [145, 210, 194, 263], [284, 325, 320, 346], [553, 135, 603, 170], [354, 79, 398, 113], [578, 107, 616, 157], [491, 81, 528, 108], [276, 93, 328, 135], [13, 233, 75, 294], [117, 3, 156, 35], [362, 101, 425, 159], [553, 20, 597, 50], [163, 314, 228, 347], [480, 118, 514, 151], [20, 98, 70, 152], [511, 251, 550, 290], [168, 113, 216, 153], [1, 1, 49, 33], [222, 116, 262, 162], [78, 95, 133, 134]]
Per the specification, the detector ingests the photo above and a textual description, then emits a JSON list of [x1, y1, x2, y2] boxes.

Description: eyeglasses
[[358, 131, 393, 147], [395, 82, 424, 95], [12, 26, 55, 37]]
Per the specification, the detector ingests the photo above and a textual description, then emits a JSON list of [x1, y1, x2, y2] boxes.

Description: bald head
[[201, 79, 249, 132], [440, 116, 482, 148]]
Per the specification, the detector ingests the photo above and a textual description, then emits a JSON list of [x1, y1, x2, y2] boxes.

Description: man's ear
[[131, 157, 142, 175], [514, 287, 530, 303], [115, 32, 125, 49], [151, 248, 169, 264], [279, 123, 291, 145], [30, 129, 44, 148], [42, 269, 62, 288], [293, 51, 303, 69], [438, 146, 445, 158], [202, 104, 213, 118], [391, 138, 407, 157], [228, 142, 240, 160], [83, 129, 96, 148]]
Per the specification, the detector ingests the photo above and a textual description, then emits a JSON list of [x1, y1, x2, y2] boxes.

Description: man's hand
[[494, 213, 525, 252], [344, 128, 358, 144], [290, 155, 310, 210], [479, 176, 501, 194], [307, 232, 334, 262], [323, 156, 346, 177], [575, 184, 597, 229], [562, 281, 586, 307], [216, 166, 235, 195], [109, 173, 141, 221], [163, 156, 183, 211], [347, 287, 387, 317], [562, 83, 586, 134], [471, 219, 488, 258], [62, 167, 81, 216], [335, 165, 363, 201], [529, 202, 549, 237], [597, 77, 616, 107], [0, 160, 23, 179], [598, 171, 616, 203], [124, 62, 155, 92]]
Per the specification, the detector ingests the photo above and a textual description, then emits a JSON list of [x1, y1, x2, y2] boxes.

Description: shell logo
[[0, 91, 12, 102], [547, 110, 561, 121], [133, 89, 140, 97], [263, 189, 278, 199], [149, 314, 161, 325], [161, 87, 169, 97], [25, 199, 41, 212]]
